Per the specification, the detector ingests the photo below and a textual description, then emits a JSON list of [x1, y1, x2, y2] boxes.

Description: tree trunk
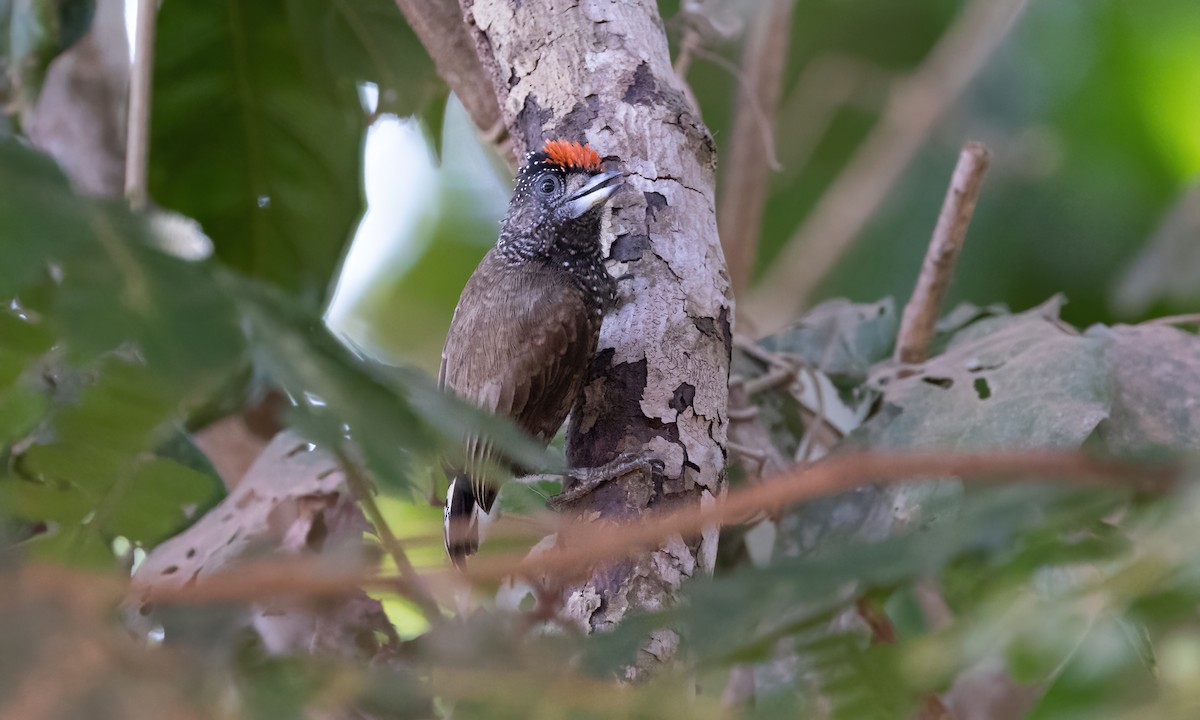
[[459, 0, 732, 635]]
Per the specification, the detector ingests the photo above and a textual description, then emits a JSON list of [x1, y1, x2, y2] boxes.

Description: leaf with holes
[[858, 299, 1111, 451]]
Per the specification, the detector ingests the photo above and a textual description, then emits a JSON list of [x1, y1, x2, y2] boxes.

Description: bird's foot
[[547, 452, 663, 511]]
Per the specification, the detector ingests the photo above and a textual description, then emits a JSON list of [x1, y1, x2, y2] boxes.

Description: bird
[[439, 139, 623, 569]]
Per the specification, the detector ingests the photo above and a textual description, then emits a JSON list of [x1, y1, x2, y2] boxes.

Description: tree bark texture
[[459, 0, 732, 632]]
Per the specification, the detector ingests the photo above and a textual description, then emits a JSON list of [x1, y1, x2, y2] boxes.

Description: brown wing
[[439, 252, 595, 491]]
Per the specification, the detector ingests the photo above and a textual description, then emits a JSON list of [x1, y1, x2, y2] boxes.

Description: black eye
[[537, 173, 561, 197]]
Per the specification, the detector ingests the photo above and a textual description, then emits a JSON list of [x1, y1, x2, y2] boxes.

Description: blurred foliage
[[148, 0, 440, 307], [0, 0, 95, 114], [3, 0, 1200, 718], [659, 0, 1199, 327]]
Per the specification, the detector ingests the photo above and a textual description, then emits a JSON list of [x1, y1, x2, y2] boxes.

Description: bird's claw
[[547, 452, 663, 510]]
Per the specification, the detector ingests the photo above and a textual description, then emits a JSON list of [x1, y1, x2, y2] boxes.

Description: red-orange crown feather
[[542, 140, 602, 172]]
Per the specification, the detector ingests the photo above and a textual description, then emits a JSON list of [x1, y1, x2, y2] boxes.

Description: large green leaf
[[228, 276, 549, 499], [857, 300, 1112, 451], [149, 0, 365, 304], [0, 140, 241, 562], [286, 0, 442, 118]]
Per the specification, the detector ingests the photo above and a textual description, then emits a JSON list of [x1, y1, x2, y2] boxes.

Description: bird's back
[[439, 251, 604, 567]]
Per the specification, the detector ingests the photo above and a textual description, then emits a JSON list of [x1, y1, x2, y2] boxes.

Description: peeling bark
[[460, 0, 732, 634]]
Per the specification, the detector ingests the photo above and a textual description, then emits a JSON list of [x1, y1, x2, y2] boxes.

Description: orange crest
[[543, 140, 602, 172]]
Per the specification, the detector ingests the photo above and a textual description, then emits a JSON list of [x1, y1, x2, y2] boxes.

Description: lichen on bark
[[460, 0, 732, 632]]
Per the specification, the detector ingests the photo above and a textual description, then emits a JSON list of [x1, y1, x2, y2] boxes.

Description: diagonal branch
[[718, 0, 794, 299], [895, 141, 990, 364], [393, 0, 509, 156], [746, 0, 1030, 332]]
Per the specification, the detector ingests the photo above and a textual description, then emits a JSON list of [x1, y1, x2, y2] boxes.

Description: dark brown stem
[[895, 141, 991, 364]]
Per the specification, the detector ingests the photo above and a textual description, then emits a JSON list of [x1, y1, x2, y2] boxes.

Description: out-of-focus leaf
[[1087, 323, 1200, 454], [150, 0, 363, 304], [107, 458, 221, 543], [286, 0, 442, 117], [0, 140, 244, 563], [230, 277, 549, 498], [1026, 617, 1153, 720], [858, 300, 1111, 451], [1113, 183, 1200, 317], [759, 297, 898, 389]]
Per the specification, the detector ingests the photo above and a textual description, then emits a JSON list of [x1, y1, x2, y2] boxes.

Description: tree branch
[[719, 0, 793, 299], [124, 0, 157, 210], [474, 450, 1172, 582], [895, 141, 990, 364], [746, 0, 1030, 332], [393, 0, 509, 156], [136, 450, 1173, 605]]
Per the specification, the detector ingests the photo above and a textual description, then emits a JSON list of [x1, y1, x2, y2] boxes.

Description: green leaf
[[0, 141, 246, 564], [230, 275, 550, 498], [150, 0, 364, 304], [107, 458, 221, 544], [857, 299, 1112, 451], [1088, 324, 1200, 455], [759, 297, 898, 389], [286, 0, 442, 117], [3, 475, 92, 524]]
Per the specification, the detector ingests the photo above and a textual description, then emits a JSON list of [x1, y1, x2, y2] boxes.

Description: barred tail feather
[[444, 474, 477, 570]]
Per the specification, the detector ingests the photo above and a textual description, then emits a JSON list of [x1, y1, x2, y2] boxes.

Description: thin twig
[[743, 366, 795, 396], [774, 54, 892, 184], [718, 0, 794, 298], [335, 449, 444, 624], [673, 26, 699, 78], [131, 451, 1175, 606], [895, 141, 991, 364], [124, 0, 157, 210], [1143, 313, 1200, 327], [471, 449, 1175, 582], [746, 0, 1031, 332], [691, 44, 782, 172]]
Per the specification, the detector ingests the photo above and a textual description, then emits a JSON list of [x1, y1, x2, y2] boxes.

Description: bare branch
[[1143, 313, 1200, 327], [718, 0, 793, 298], [124, 0, 157, 210], [474, 450, 1172, 582], [139, 450, 1173, 606], [895, 141, 990, 364], [746, 0, 1030, 332], [393, 0, 509, 157]]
